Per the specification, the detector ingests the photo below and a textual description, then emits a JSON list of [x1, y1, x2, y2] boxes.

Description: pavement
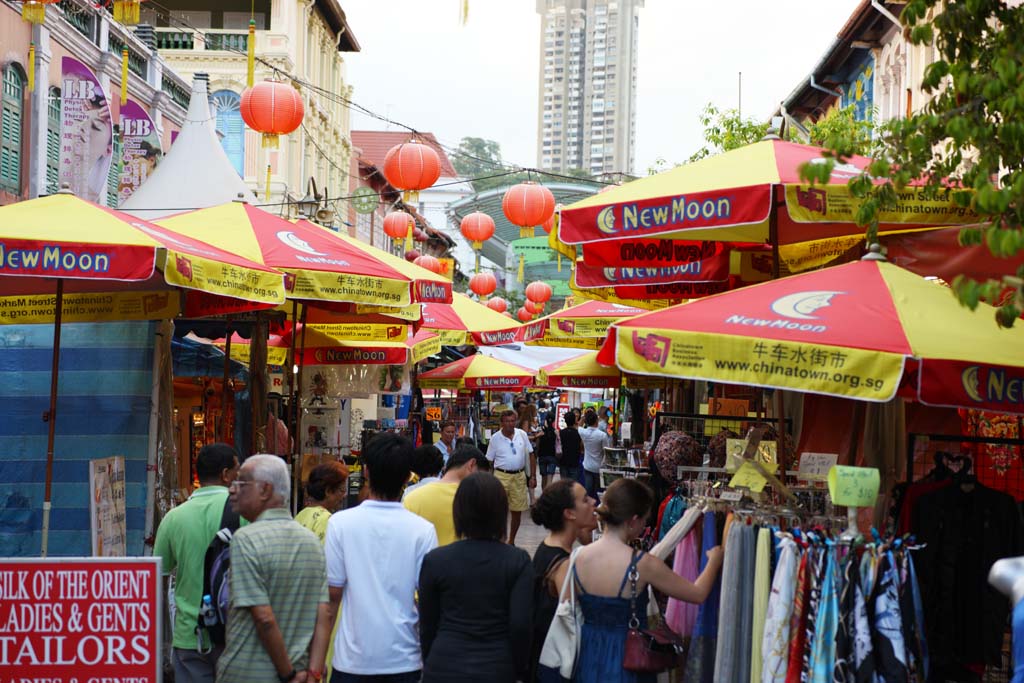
[[511, 484, 548, 556]]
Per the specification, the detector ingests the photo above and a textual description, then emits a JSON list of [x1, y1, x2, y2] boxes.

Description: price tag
[[720, 489, 743, 502], [425, 406, 442, 422], [798, 453, 839, 481], [827, 465, 880, 507], [728, 461, 778, 493], [725, 438, 778, 472]]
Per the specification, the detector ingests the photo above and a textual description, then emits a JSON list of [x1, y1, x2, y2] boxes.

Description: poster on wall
[[60, 57, 113, 203], [118, 99, 162, 205], [0, 557, 161, 680], [89, 455, 126, 556]]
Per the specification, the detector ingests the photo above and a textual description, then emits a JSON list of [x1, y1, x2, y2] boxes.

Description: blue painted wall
[[0, 321, 155, 556]]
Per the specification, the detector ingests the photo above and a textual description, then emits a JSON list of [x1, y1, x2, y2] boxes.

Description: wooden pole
[[40, 279, 63, 558], [221, 317, 232, 442]]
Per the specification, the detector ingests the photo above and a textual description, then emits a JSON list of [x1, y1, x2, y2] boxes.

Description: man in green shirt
[[217, 454, 331, 683], [153, 443, 240, 683]]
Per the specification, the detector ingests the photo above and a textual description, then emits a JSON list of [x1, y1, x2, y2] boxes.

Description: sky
[[342, 0, 863, 177]]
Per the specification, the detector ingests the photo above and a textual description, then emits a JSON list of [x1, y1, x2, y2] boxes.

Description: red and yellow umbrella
[[219, 326, 441, 366], [539, 351, 620, 389], [420, 292, 523, 346], [418, 354, 535, 390], [525, 299, 651, 349], [0, 193, 286, 321], [599, 258, 1024, 414], [560, 140, 978, 273], [157, 203, 452, 307]]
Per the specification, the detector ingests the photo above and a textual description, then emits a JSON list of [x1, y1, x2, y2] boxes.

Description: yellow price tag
[[827, 466, 880, 507], [728, 461, 778, 493]]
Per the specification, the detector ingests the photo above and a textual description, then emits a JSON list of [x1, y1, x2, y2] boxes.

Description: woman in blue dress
[[571, 478, 723, 683]]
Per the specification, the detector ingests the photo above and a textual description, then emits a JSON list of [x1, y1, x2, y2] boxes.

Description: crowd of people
[[153, 403, 723, 683]]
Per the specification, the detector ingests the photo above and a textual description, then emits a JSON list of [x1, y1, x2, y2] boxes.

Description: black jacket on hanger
[[913, 482, 1024, 674]]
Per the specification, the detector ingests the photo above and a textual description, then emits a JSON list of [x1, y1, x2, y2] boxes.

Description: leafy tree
[[803, 105, 878, 156], [803, 0, 1024, 327], [450, 137, 524, 191], [688, 103, 770, 163]]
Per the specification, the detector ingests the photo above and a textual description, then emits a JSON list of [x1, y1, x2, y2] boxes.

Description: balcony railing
[[155, 28, 249, 54]]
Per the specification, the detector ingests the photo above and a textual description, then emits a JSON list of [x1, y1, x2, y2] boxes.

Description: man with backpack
[[154, 443, 241, 683]]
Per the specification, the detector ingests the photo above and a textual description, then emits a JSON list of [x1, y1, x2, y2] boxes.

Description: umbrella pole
[[221, 317, 233, 442], [41, 279, 64, 559], [293, 304, 308, 514], [287, 301, 299, 452]]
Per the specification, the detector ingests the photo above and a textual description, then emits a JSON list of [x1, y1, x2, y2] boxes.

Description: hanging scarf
[[900, 549, 929, 682], [750, 527, 773, 683], [799, 546, 823, 683], [870, 550, 909, 683], [784, 547, 811, 683], [761, 535, 798, 683], [808, 545, 839, 682], [682, 511, 723, 683]]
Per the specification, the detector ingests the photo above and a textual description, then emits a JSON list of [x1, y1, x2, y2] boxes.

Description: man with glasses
[[216, 455, 331, 683], [486, 409, 536, 546]]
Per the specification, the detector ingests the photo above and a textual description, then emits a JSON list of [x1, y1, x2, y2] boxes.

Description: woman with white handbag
[[531, 479, 598, 682]]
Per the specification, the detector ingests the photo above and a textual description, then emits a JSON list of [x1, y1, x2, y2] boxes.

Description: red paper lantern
[[404, 249, 421, 262], [485, 297, 508, 313], [542, 212, 557, 234], [414, 255, 443, 274], [469, 272, 497, 298], [516, 307, 534, 322], [383, 141, 441, 204], [503, 182, 555, 238], [413, 227, 428, 242], [525, 281, 553, 304], [460, 212, 496, 250], [383, 211, 415, 248], [240, 80, 305, 148], [525, 299, 545, 314]]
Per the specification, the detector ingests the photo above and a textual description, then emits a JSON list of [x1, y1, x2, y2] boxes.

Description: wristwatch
[[278, 669, 296, 683]]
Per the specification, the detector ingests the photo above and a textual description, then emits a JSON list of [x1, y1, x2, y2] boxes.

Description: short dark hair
[[500, 409, 517, 420], [584, 410, 599, 427], [305, 461, 348, 501], [440, 420, 456, 431], [411, 445, 444, 478], [362, 433, 413, 501], [530, 479, 578, 531], [563, 411, 577, 427], [596, 478, 654, 527], [446, 444, 489, 471], [453, 473, 508, 541], [196, 443, 238, 483]]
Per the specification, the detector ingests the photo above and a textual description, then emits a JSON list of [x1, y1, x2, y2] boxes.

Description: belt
[[495, 467, 524, 474]]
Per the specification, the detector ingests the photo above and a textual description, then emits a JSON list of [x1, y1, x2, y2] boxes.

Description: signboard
[[60, 57, 113, 203], [118, 100, 162, 205], [728, 460, 778, 493], [0, 557, 161, 680], [828, 465, 880, 507], [89, 456, 126, 556], [425, 406, 443, 422], [725, 438, 777, 472], [351, 186, 379, 214], [797, 452, 839, 482]]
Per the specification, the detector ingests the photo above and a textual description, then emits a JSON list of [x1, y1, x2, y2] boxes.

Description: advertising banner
[[118, 100, 162, 205], [0, 557, 161, 680], [572, 252, 730, 288], [89, 456, 126, 556], [582, 239, 728, 269], [60, 57, 113, 204], [0, 290, 179, 324]]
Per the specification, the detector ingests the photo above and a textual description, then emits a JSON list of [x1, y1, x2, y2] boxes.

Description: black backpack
[[195, 499, 240, 649]]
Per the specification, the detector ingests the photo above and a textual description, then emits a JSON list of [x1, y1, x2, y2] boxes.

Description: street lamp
[[296, 178, 320, 220]]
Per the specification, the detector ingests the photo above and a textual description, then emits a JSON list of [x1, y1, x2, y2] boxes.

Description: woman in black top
[[537, 412, 559, 490], [529, 479, 598, 682], [419, 473, 535, 682], [558, 411, 583, 483]]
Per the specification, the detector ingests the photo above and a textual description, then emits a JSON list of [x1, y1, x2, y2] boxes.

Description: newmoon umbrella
[[560, 139, 979, 275], [420, 293, 524, 346], [598, 256, 1024, 414], [524, 299, 650, 350], [157, 203, 453, 307], [539, 351, 621, 389], [0, 192, 286, 556], [418, 354, 535, 391]]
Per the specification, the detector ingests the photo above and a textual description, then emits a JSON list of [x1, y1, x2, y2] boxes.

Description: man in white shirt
[[313, 433, 438, 682], [580, 410, 609, 500], [485, 409, 536, 545], [434, 421, 457, 465]]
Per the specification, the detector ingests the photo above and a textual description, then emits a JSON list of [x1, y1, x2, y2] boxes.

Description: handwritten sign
[[720, 489, 744, 502], [0, 557, 161, 680], [425, 406, 443, 422], [798, 453, 839, 482], [728, 461, 778, 493], [827, 465, 880, 507], [725, 438, 778, 472], [710, 398, 749, 417]]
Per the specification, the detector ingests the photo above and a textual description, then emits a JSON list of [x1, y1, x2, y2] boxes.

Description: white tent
[[122, 76, 256, 219]]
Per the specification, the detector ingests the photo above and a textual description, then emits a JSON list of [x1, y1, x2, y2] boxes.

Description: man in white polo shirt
[[485, 409, 536, 545], [313, 433, 437, 682]]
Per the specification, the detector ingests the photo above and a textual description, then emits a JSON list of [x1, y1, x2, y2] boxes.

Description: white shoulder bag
[[539, 546, 583, 678]]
